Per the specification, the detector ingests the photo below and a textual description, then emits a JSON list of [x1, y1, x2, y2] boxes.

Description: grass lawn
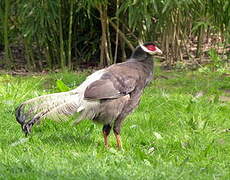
[[1, 67, 230, 179]]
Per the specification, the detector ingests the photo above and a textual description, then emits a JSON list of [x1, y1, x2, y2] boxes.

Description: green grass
[[1, 69, 230, 179]]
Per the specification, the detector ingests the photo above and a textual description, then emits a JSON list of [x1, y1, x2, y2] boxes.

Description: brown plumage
[[15, 42, 162, 148]]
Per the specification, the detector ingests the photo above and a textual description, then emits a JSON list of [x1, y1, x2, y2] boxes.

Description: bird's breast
[[93, 94, 130, 125]]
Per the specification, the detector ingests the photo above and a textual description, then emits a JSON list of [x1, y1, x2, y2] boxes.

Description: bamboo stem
[[98, 4, 111, 66], [23, 38, 35, 70], [3, 0, 11, 68], [67, 0, 73, 69], [106, 11, 113, 65], [109, 19, 134, 51], [59, 0, 66, 69], [114, 0, 120, 64], [196, 26, 203, 59]]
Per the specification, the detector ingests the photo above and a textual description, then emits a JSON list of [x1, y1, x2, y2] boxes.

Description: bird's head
[[131, 42, 162, 60]]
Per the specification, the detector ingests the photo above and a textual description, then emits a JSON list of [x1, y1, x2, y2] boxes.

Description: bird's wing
[[84, 72, 136, 100]]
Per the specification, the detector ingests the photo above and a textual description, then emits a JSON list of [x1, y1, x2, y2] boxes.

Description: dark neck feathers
[[130, 47, 152, 61]]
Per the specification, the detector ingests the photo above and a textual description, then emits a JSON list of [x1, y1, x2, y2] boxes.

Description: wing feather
[[84, 72, 137, 100]]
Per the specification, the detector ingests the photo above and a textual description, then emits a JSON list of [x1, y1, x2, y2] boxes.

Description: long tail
[[15, 69, 107, 135], [15, 89, 83, 135]]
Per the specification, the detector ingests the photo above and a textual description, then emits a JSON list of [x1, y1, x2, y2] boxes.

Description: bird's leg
[[102, 124, 111, 148], [113, 121, 122, 149], [114, 132, 122, 149]]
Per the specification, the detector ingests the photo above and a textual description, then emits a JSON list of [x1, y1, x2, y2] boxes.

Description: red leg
[[113, 118, 123, 149], [114, 133, 122, 149], [103, 134, 108, 147]]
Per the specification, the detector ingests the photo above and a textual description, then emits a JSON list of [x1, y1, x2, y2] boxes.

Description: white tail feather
[[17, 69, 106, 124], [20, 91, 82, 122]]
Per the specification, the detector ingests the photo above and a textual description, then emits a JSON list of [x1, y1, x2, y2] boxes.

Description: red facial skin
[[146, 44, 156, 51]]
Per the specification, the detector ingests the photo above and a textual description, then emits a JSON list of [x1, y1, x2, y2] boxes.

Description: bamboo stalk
[[35, 36, 44, 71], [59, 0, 66, 69], [23, 38, 35, 70], [44, 45, 52, 69], [98, 4, 105, 66], [3, 0, 11, 68], [98, 4, 111, 66], [120, 24, 126, 62], [109, 19, 134, 51], [114, 0, 120, 64], [67, 0, 73, 69], [196, 26, 203, 58], [106, 8, 113, 65]]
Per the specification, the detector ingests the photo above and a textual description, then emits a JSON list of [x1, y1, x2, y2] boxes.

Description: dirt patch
[[219, 96, 230, 102]]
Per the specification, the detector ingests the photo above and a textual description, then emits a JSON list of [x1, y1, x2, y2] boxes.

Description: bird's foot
[[104, 139, 110, 149], [116, 145, 123, 151]]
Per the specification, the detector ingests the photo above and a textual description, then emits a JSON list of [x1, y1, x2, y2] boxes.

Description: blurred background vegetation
[[0, 0, 229, 71]]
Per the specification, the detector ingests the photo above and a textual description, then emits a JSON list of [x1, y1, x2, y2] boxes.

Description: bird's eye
[[146, 45, 156, 51]]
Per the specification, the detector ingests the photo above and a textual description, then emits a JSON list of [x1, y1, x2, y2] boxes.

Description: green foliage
[[0, 0, 230, 69], [1, 70, 230, 179], [208, 48, 221, 67], [56, 79, 70, 92], [198, 48, 230, 74]]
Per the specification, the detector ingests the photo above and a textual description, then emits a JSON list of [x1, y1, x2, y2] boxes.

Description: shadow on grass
[[40, 133, 95, 146], [1, 162, 111, 180]]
